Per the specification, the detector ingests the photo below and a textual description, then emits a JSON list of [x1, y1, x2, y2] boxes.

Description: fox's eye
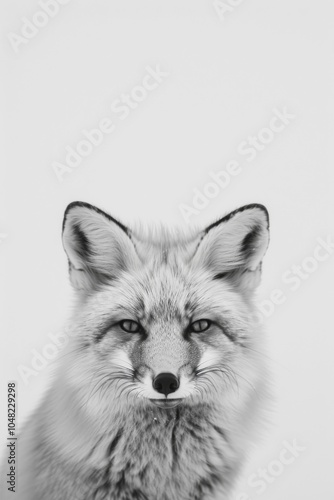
[[190, 319, 211, 333], [119, 320, 141, 333]]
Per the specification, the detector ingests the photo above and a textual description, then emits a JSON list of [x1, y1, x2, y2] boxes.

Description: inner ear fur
[[192, 204, 270, 287], [62, 201, 140, 291]]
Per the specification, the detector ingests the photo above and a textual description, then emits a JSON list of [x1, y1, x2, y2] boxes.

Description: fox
[[2, 201, 270, 500]]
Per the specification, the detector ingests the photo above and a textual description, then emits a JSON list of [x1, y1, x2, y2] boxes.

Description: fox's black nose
[[153, 373, 179, 396]]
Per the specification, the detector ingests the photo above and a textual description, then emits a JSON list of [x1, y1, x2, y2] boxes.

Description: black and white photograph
[[1, 1, 333, 499]]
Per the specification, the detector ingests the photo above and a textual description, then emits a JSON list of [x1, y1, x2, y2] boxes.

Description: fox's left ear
[[62, 202, 140, 291], [193, 204, 270, 289]]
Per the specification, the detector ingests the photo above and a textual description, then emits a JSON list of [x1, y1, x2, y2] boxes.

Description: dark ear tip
[[204, 203, 270, 234], [62, 201, 130, 236], [233, 203, 269, 227], [249, 203, 270, 228], [62, 201, 89, 233]]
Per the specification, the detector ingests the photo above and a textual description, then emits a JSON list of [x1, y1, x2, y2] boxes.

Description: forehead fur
[[130, 223, 200, 263]]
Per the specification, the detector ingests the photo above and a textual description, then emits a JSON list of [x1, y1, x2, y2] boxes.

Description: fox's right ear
[[192, 204, 270, 291], [62, 202, 140, 291]]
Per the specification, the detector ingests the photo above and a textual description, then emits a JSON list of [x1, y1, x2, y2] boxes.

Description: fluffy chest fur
[[42, 403, 237, 500]]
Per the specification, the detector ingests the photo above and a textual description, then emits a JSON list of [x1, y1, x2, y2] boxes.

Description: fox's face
[[62, 202, 269, 419]]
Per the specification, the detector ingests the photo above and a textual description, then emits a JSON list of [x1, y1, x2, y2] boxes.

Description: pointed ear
[[62, 202, 140, 291], [193, 204, 270, 290]]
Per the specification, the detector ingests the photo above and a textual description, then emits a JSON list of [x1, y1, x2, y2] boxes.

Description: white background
[[1, 1, 334, 498]]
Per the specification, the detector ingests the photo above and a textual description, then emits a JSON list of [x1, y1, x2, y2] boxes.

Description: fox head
[[61, 202, 269, 419]]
